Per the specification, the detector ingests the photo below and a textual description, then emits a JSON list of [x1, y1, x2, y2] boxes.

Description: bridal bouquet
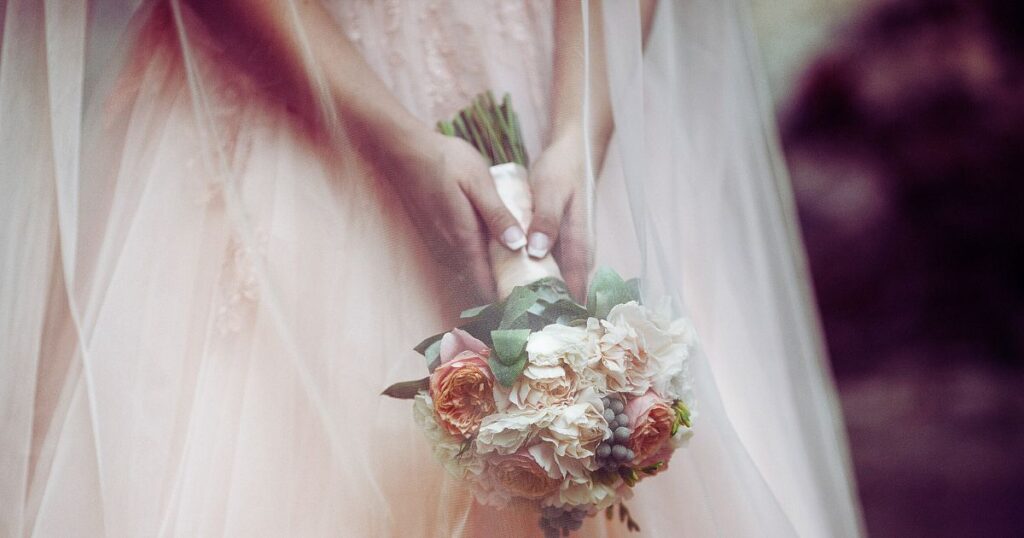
[[383, 94, 697, 537]]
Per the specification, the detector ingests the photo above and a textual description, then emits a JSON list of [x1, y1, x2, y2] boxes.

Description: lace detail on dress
[[325, 0, 552, 130], [494, 0, 550, 138]]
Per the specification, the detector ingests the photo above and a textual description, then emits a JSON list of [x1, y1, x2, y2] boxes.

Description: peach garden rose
[[429, 329, 497, 438], [624, 390, 676, 466]]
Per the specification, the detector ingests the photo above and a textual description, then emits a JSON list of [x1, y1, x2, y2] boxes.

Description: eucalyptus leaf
[[625, 278, 643, 304], [460, 317, 497, 347], [491, 329, 531, 365], [488, 354, 528, 387], [501, 314, 531, 330], [538, 298, 589, 325], [587, 267, 635, 320], [527, 276, 573, 303], [424, 339, 442, 372], [527, 312, 551, 331], [381, 377, 430, 399], [499, 287, 539, 329]]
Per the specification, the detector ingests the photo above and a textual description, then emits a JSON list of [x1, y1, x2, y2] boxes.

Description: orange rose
[[624, 391, 675, 465], [490, 453, 561, 499], [430, 329, 497, 438]]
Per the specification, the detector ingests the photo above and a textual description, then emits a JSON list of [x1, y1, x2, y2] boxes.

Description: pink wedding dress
[[0, 1, 863, 536]]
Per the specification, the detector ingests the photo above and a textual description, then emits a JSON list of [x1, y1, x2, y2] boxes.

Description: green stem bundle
[[437, 91, 529, 168]]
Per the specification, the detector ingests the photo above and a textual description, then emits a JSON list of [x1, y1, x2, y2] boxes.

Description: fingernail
[[502, 226, 527, 250], [527, 232, 550, 258]]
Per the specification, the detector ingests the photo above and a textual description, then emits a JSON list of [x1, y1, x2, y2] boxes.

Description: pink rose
[[624, 391, 675, 466], [429, 329, 497, 438], [638, 442, 676, 476]]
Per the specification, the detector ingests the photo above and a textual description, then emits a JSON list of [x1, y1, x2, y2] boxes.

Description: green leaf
[[618, 467, 640, 487], [489, 328, 531, 386], [499, 287, 539, 329], [527, 312, 552, 331], [639, 461, 665, 475], [488, 354, 528, 387], [460, 317, 498, 347], [537, 298, 590, 325], [460, 304, 490, 319], [381, 377, 430, 399], [414, 332, 445, 355], [625, 278, 643, 304], [491, 329, 530, 365], [674, 400, 692, 429], [527, 277, 573, 303], [460, 303, 503, 333], [671, 400, 692, 435], [587, 267, 635, 320], [424, 339, 442, 372]]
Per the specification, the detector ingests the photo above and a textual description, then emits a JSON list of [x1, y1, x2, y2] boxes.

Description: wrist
[[548, 122, 585, 150], [331, 92, 434, 179], [371, 121, 441, 185]]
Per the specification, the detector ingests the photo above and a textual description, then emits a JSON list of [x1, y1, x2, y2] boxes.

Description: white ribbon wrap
[[488, 163, 562, 297]]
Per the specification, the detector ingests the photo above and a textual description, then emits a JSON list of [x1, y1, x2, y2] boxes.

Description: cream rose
[[596, 301, 696, 398], [505, 362, 576, 411], [429, 329, 497, 438], [498, 323, 609, 412], [624, 391, 676, 466], [524, 322, 607, 394], [475, 407, 552, 456], [529, 388, 608, 480]]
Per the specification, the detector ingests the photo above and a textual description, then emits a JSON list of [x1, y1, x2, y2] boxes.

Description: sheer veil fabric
[[0, 0, 864, 536]]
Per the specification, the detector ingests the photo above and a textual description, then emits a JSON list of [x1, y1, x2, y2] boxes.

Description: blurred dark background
[[762, 0, 1024, 535]]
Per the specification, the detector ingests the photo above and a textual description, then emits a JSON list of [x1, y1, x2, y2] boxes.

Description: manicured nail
[[527, 232, 550, 259], [502, 226, 527, 250]]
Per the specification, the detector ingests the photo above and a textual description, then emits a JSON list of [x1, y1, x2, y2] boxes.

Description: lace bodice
[[323, 0, 554, 155]]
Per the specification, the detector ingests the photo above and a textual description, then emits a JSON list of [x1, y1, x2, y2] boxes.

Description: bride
[[0, 0, 863, 536]]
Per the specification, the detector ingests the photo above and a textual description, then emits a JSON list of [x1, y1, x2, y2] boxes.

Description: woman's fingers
[[463, 236, 497, 302], [528, 178, 571, 260], [461, 174, 526, 252], [449, 195, 498, 302], [555, 193, 593, 301]]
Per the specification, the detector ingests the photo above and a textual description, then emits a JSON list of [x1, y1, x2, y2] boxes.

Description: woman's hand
[[189, 0, 526, 301], [527, 130, 593, 301], [385, 129, 526, 302], [533, 0, 613, 301]]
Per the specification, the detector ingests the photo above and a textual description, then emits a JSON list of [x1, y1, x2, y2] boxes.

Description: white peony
[[413, 392, 483, 478], [595, 301, 697, 398], [526, 324, 590, 368], [528, 388, 608, 480]]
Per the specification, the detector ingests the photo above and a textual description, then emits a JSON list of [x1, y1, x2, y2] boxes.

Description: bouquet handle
[[488, 163, 562, 296]]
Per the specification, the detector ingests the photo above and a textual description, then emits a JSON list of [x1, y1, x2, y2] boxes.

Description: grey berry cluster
[[540, 505, 587, 537], [596, 395, 634, 469]]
